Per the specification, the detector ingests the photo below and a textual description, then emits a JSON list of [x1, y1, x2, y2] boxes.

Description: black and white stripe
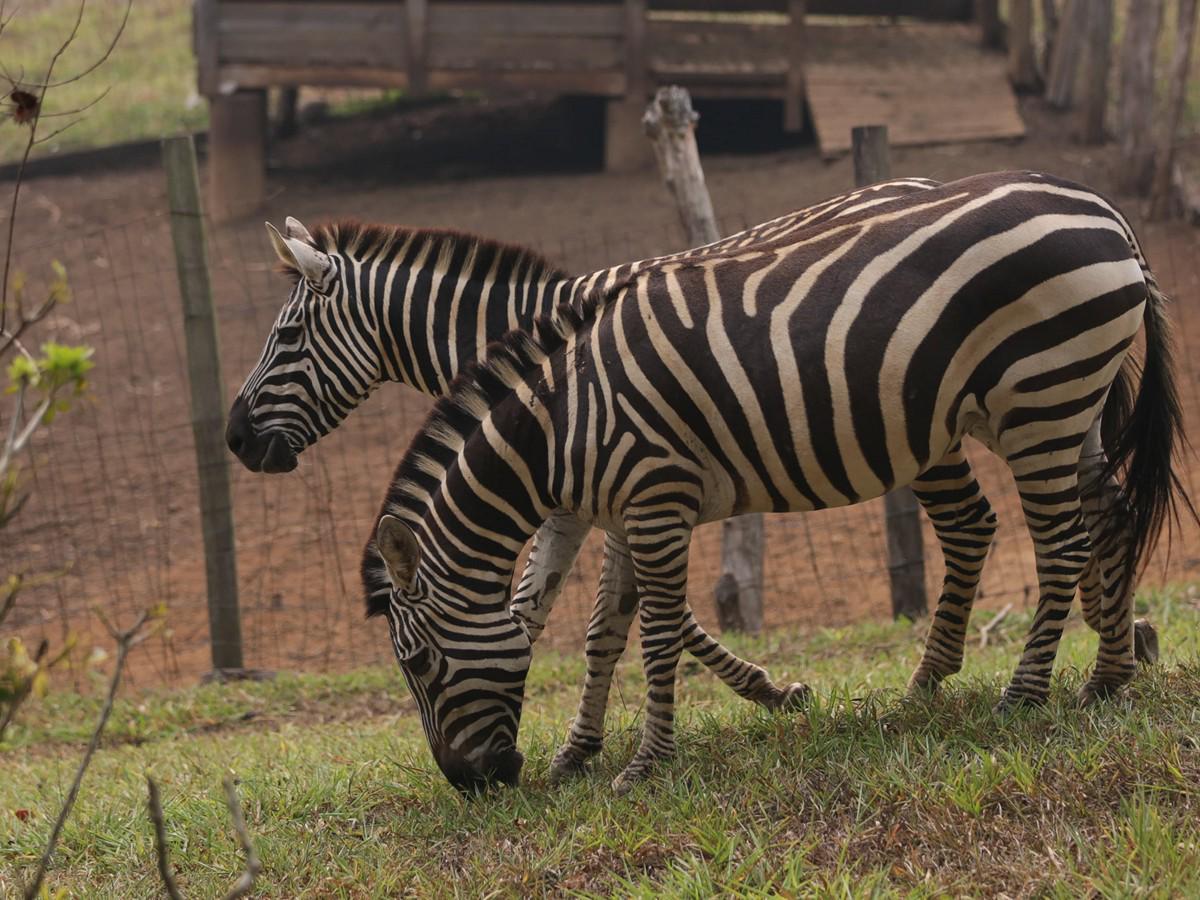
[[364, 171, 1194, 792], [231, 180, 1010, 782]]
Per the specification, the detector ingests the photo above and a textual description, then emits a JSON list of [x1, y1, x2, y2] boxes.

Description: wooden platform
[[806, 22, 1025, 157]]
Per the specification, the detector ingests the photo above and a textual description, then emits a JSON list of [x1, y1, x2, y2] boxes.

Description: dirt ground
[[5, 95, 1200, 690]]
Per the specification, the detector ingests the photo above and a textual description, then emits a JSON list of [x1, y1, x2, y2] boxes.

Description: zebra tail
[[1100, 274, 1198, 577]]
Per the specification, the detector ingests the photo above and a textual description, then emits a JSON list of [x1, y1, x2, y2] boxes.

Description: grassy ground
[[0, 0, 202, 164], [1, 587, 1198, 897]]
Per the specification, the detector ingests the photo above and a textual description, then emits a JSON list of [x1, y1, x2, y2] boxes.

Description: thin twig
[[146, 777, 185, 900], [19, 0, 130, 90], [978, 603, 1014, 649], [0, 572, 19, 628], [221, 776, 261, 900], [22, 609, 152, 900], [0, 0, 128, 332]]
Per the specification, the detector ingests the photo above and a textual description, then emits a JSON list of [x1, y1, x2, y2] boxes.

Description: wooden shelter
[[195, 0, 1021, 220]]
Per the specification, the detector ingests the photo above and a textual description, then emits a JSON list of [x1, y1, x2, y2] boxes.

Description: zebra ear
[[284, 216, 316, 245], [376, 515, 420, 590], [265, 221, 332, 286]]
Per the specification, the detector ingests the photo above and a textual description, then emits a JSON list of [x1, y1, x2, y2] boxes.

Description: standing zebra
[[230, 178, 1019, 777], [362, 171, 1194, 793]]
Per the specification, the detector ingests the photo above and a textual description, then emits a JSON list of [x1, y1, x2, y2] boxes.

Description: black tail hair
[[1100, 275, 1198, 577]]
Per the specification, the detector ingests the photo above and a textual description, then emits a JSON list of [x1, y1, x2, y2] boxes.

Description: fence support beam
[[643, 86, 764, 634], [851, 125, 927, 622], [163, 135, 245, 673]]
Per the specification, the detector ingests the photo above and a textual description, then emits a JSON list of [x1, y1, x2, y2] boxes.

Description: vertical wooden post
[[1080, 0, 1114, 145], [976, 0, 1003, 49], [1148, 0, 1199, 219], [607, 0, 652, 172], [1007, 0, 1040, 93], [1117, 0, 1165, 194], [643, 87, 763, 634], [405, 0, 429, 93], [784, 0, 807, 133], [207, 90, 267, 224], [851, 125, 927, 622], [163, 135, 244, 673]]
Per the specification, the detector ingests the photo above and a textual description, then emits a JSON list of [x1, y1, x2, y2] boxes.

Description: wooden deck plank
[[805, 23, 1025, 157]]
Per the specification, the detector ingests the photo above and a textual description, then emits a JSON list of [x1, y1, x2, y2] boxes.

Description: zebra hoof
[[775, 682, 812, 711], [611, 763, 651, 796], [993, 688, 1046, 716], [548, 744, 598, 782], [1077, 680, 1123, 707], [906, 669, 942, 696], [1133, 619, 1160, 665]]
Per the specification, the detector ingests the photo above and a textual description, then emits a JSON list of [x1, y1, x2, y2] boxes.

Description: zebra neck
[[372, 247, 585, 398]]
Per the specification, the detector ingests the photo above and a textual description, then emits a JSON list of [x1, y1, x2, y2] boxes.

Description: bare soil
[[4, 95, 1200, 690]]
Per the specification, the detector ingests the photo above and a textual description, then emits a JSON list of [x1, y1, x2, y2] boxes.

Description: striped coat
[[364, 171, 1193, 792]]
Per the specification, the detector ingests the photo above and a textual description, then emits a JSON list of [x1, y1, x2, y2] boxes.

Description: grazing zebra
[[228, 178, 1017, 778], [362, 171, 1194, 793]]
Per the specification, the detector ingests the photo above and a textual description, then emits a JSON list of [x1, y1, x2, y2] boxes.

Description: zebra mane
[[280, 219, 569, 285], [362, 278, 622, 617]]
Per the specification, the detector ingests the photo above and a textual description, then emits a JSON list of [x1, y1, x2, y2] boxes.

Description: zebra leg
[[611, 513, 694, 794], [679, 610, 811, 710], [997, 457, 1092, 711], [510, 510, 591, 642], [549, 539, 809, 782], [548, 533, 638, 780], [906, 444, 998, 692], [1076, 427, 1138, 704]]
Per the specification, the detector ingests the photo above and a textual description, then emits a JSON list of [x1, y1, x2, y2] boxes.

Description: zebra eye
[[276, 324, 304, 345]]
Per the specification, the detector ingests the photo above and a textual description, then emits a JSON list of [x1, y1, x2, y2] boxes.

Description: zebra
[[362, 171, 1194, 793], [226, 177, 1022, 780]]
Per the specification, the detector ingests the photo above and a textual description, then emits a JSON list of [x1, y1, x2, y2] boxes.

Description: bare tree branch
[[22, 609, 153, 900], [1, 0, 129, 332], [145, 775, 261, 900], [16, 0, 130, 91], [221, 776, 262, 900], [146, 777, 185, 900], [0, 572, 19, 628]]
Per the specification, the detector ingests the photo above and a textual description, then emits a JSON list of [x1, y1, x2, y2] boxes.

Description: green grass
[[2, 587, 1199, 897], [0, 0, 203, 164]]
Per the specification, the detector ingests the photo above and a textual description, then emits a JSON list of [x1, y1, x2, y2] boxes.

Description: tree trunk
[[1041, 0, 1060, 75], [1080, 0, 1114, 144], [1117, 0, 1165, 194], [1149, 0, 1200, 219], [1045, 0, 1088, 108], [1008, 0, 1040, 92]]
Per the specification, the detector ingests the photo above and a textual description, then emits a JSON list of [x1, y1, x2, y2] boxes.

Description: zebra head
[[226, 218, 375, 473], [369, 514, 530, 794]]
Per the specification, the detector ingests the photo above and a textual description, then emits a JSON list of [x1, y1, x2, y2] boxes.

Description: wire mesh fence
[[5, 181, 1200, 691]]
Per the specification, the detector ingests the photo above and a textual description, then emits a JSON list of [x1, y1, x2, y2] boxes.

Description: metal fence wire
[[4, 193, 1200, 690]]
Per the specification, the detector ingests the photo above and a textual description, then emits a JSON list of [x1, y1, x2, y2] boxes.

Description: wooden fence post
[[643, 87, 764, 635], [851, 125, 927, 622], [163, 135, 245, 673]]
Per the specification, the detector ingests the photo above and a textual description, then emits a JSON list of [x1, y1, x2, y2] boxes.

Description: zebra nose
[[226, 397, 253, 459]]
